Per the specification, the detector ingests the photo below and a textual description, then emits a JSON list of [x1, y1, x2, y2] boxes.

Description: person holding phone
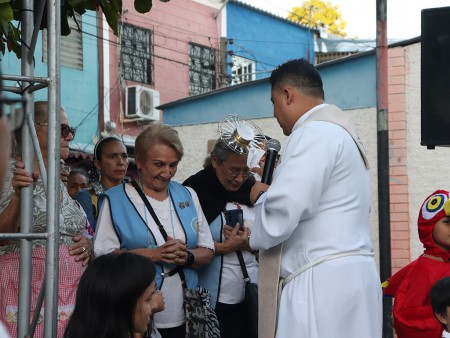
[[183, 137, 258, 338], [225, 209, 244, 230]]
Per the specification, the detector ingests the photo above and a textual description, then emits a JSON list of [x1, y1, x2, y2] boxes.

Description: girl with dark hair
[[64, 252, 164, 338], [75, 136, 129, 230]]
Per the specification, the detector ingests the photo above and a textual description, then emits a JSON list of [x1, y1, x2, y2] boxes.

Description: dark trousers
[[215, 302, 253, 338], [158, 324, 185, 338]]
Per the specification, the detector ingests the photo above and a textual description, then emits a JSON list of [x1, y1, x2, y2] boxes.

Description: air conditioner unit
[[125, 86, 160, 121]]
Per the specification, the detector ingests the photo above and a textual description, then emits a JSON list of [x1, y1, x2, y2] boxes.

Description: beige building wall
[[406, 42, 450, 261]]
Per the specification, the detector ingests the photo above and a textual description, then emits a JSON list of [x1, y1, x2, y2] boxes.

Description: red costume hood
[[418, 190, 450, 261]]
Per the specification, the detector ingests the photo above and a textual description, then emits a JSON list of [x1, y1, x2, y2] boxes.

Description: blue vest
[[197, 214, 223, 308], [103, 181, 199, 288]]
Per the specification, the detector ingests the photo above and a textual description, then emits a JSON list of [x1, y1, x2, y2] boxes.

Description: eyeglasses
[[0, 95, 26, 132], [36, 122, 76, 138], [225, 168, 252, 180], [61, 124, 76, 138]]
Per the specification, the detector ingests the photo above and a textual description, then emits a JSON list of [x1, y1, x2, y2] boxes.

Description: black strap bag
[[237, 250, 258, 338]]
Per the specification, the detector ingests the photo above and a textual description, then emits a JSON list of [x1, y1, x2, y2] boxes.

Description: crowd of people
[[1, 58, 450, 338]]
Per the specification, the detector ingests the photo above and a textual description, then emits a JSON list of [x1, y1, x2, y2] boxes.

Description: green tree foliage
[[0, 0, 170, 59], [287, 0, 347, 36]]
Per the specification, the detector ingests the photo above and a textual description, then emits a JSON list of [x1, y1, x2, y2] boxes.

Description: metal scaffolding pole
[[0, 0, 61, 336], [44, 0, 62, 335], [17, 0, 35, 334], [376, 0, 393, 337]]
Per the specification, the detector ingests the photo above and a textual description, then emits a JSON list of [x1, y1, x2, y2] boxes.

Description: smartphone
[[225, 209, 244, 229]]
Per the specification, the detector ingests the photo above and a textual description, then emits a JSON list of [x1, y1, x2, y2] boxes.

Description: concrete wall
[[406, 42, 450, 261]]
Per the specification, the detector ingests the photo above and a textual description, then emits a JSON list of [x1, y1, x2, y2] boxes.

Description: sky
[[241, 0, 450, 39]]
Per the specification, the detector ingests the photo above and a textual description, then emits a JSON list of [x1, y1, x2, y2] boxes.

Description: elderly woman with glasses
[[0, 101, 93, 337], [183, 137, 258, 338]]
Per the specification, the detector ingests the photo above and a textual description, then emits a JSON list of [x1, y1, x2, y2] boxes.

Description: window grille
[[121, 24, 153, 84], [189, 43, 216, 96]]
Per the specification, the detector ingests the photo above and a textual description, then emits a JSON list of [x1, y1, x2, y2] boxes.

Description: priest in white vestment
[[249, 58, 383, 338]]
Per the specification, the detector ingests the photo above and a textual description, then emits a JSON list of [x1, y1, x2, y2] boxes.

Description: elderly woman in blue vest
[[183, 137, 259, 338], [94, 124, 214, 338]]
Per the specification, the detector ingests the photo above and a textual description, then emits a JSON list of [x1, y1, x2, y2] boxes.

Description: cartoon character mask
[[418, 190, 450, 261]]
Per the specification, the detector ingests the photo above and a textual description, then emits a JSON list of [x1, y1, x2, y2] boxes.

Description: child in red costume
[[383, 190, 450, 338]]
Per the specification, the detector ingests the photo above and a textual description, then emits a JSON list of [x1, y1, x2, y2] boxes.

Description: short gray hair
[[203, 137, 243, 168], [34, 101, 65, 124], [135, 123, 184, 164]]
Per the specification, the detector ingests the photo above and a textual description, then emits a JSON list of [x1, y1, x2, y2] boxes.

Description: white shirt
[[0, 321, 10, 338]]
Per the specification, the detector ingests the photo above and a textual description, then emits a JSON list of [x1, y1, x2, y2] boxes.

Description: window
[[189, 43, 216, 96], [121, 24, 152, 84], [42, 13, 83, 70], [231, 56, 256, 85]]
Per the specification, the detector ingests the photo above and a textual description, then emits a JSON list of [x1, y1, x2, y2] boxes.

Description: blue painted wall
[[318, 53, 377, 110], [162, 80, 272, 126], [1, 12, 99, 153], [161, 53, 377, 126], [226, 1, 313, 79]]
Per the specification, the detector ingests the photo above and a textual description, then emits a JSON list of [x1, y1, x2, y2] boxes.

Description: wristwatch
[[186, 251, 195, 266]]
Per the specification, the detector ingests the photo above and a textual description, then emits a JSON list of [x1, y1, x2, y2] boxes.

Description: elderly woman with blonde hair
[[94, 123, 214, 338]]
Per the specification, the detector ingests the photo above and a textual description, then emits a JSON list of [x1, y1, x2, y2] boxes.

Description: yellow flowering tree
[[288, 0, 347, 37]]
